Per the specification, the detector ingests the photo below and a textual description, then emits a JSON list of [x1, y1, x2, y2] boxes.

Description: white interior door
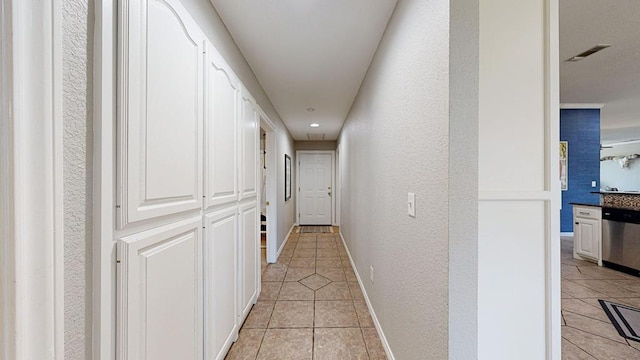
[[298, 152, 333, 225]]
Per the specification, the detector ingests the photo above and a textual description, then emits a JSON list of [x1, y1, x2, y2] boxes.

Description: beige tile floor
[[561, 236, 640, 359], [226, 228, 387, 360]]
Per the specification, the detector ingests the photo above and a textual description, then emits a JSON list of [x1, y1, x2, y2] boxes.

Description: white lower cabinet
[[573, 205, 602, 265], [118, 217, 203, 360], [204, 207, 239, 360], [239, 202, 259, 322]]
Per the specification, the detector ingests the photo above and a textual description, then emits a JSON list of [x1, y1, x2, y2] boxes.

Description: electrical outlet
[[592, 181, 597, 188], [369, 266, 374, 284]]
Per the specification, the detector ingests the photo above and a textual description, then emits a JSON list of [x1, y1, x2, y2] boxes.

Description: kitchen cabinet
[[573, 205, 602, 266]]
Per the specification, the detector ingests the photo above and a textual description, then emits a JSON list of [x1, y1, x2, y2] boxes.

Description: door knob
[[328, 192, 332, 196]]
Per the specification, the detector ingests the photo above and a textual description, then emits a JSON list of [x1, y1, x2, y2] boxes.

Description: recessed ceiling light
[[310, 123, 320, 128], [306, 107, 315, 112]]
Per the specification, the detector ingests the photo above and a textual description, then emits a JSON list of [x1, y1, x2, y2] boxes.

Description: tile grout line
[[561, 309, 613, 325], [563, 336, 599, 360], [312, 250, 316, 360], [565, 324, 629, 346]]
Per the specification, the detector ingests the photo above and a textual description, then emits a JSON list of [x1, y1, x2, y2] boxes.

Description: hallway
[[226, 228, 387, 359]]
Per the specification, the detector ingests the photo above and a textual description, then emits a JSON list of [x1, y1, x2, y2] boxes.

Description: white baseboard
[[276, 224, 296, 258], [338, 231, 395, 360], [560, 232, 574, 237]]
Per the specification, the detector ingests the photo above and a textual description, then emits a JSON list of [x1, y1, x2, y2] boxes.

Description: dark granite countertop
[[592, 191, 640, 195], [570, 202, 602, 208]]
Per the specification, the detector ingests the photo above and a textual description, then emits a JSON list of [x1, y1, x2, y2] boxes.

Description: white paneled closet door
[[238, 88, 260, 322], [204, 42, 240, 210], [240, 91, 259, 201], [204, 207, 238, 360], [116, 1, 262, 359], [203, 42, 244, 360], [116, 0, 205, 359], [118, 218, 203, 360], [239, 201, 259, 320], [117, 0, 203, 229]]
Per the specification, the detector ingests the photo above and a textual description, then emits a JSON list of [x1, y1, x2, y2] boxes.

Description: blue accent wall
[[560, 109, 600, 232]]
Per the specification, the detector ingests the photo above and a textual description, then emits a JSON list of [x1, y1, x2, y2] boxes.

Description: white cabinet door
[[117, 0, 204, 228], [204, 207, 238, 360], [118, 217, 202, 360], [575, 218, 600, 260], [239, 202, 259, 321], [204, 43, 240, 209], [299, 153, 333, 225], [239, 91, 258, 200]]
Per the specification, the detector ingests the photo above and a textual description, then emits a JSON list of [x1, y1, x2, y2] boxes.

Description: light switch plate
[[408, 192, 416, 217]]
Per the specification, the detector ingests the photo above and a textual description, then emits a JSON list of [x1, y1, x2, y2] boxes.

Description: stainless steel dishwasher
[[602, 207, 640, 273]]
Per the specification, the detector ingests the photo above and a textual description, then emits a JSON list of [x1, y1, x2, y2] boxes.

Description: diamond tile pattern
[[226, 227, 386, 359], [299, 274, 331, 291]]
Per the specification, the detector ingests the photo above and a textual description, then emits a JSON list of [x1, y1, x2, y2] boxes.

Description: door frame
[[1, 0, 64, 358], [258, 111, 278, 263], [295, 150, 336, 226], [93, 0, 116, 358]]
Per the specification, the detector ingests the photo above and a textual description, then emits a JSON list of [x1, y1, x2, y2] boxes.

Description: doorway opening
[[260, 116, 278, 264]]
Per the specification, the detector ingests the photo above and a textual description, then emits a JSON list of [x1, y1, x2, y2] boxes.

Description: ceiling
[[210, 1, 639, 142], [560, 0, 640, 144], [210, 0, 397, 140]]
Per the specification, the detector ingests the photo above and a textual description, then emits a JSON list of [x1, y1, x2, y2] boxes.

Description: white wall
[[63, 0, 93, 358], [601, 142, 640, 191], [181, 0, 295, 250], [449, 0, 479, 358], [478, 0, 559, 359], [338, 1, 451, 358]]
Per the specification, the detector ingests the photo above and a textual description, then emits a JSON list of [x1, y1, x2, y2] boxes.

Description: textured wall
[[180, 0, 296, 249], [337, 0, 450, 358], [62, 0, 93, 358], [601, 142, 640, 192], [560, 109, 601, 232], [278, 130, 296, 250]]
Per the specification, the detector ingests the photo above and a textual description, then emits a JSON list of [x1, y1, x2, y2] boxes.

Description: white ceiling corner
[[560, 0, 640, 142], [210, 0, 397, 140]]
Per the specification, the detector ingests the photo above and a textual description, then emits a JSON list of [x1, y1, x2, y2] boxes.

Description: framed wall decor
[[560, 141, 568, 191], [285, 154, 292, 201]]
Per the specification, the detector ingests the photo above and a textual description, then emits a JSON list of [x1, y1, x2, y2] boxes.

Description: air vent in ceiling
[[307, 133, 325, 141], [565, 44, 612, 62]]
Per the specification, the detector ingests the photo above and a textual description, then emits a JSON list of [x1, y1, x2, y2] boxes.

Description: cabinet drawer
[[574, 206, 601, 220]]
